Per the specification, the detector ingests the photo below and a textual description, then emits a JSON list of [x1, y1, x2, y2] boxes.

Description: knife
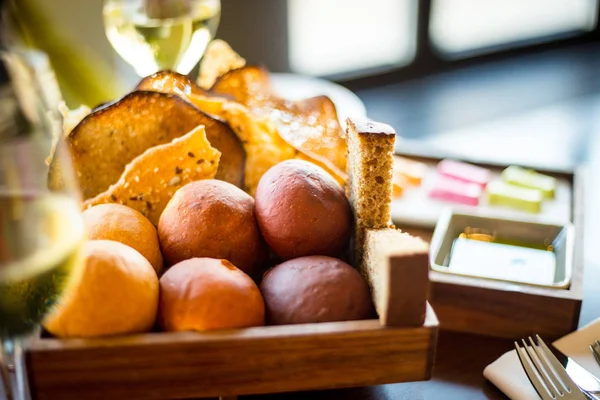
[[563, 356, 600, 398]]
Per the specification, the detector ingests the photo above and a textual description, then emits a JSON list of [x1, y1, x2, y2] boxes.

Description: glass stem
[[0, 339, 16, 400], [0, 338, 30, 400]]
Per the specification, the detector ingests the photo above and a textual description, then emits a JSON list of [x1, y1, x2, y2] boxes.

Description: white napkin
[[483, 317, 600, 400]]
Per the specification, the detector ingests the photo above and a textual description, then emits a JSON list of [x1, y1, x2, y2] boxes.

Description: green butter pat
[[501, 166, 556, 199], [486, 180, 543, 213]]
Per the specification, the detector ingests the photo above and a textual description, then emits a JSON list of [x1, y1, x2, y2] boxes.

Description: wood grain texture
[[27, 306, 438, 400], [242, 329, 515, 400], [395, 162, 584, 340], [429, 277, 580, 339]]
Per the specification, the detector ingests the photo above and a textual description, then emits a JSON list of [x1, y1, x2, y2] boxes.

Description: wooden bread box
[[25, 249, 439, 400]]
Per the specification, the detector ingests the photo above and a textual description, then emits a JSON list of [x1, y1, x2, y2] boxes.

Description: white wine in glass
[[103, 0, 221, 76], [0, 147, 85, 400], [0, 51, 86, 400], [0, 193, 84, 335]]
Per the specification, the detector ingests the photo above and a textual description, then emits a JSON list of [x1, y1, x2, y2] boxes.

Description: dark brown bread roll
[[255, 160, 352, 260], [260, 255, 374, 325]]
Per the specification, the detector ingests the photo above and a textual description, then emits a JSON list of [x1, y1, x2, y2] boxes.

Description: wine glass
[[0, 53, 86, 399], [103, 0, 221, 77]]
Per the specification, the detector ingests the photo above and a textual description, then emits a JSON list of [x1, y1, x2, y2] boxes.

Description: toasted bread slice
[[345, 118, 396, 266], [53, 91, 244, 199], [363, 228, 429, 326]]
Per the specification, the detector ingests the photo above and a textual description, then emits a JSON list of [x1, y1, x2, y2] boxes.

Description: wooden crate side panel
[[429, 280, 581, 340], [28, 311, 438, 400]]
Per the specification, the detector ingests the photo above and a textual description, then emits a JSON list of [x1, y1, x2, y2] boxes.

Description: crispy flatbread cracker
[[138, 72, 287, 193], [136, 70, 211, 97], [135, 62, 348, 194], [198, 99, 297, 194], [197, 39, 246, 90], [187, 94, 349, 195], [137, 70, 229, 115], [56, 91, 244, 199], [210, 66, 348, 182], [82, 125, 220, 225]]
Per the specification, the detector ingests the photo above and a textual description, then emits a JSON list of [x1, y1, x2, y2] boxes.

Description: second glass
[[103, 0, 221, 77]]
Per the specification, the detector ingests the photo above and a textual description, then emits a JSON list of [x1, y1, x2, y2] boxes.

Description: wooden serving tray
[[25, 252, 438, 399], [391, 152, 584, 341]]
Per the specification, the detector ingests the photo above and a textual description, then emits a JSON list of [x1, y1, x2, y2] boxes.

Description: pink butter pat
[[437, 159, 492, 187], [429, 176, 483, 206]]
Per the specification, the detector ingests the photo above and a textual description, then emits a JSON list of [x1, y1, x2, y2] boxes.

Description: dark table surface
[[246, 48, 600, 399]]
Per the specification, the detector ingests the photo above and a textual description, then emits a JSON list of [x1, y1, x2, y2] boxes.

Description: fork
[[589, 341, 600, 367], [515, 334, 589, 399]]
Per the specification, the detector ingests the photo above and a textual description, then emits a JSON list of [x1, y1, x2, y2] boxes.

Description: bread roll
[[158, 180, 267, 276], [260, 255, 374, 325], [255, 160, 351, 260]]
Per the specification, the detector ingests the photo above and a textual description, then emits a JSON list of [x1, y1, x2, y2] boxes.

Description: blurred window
[[430, 0, 598, 56], [287, 0, 417, 77]]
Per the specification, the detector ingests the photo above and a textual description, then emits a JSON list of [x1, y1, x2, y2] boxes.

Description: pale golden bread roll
[[44, 240, 159, 338], [82, 203, 163, 275]]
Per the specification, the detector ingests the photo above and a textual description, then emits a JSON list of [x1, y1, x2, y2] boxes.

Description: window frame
[[335, 0, 600, 90]]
